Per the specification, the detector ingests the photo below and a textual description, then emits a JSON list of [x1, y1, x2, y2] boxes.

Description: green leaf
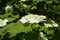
[[31, 23, 39, 29], [46, 30, 54, 35], [31, 6, 37, 10], [0, 22, 33, 38], [39, 26, 48, 32]]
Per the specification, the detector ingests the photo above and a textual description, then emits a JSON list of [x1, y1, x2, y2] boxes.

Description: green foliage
[[0, 22, 40, 40], [0, 0, 60, 40]]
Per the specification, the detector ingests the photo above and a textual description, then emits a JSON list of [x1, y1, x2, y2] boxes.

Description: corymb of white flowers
[[20, 14, 46, 24], [0, 19, 8, 27], [44, 20, 58, 28]]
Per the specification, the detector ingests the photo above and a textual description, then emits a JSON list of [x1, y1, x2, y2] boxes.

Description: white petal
[[3, 19, 8, 23], [5, 6, 9, 10], [44, 23, 48, 28], [48, 24, 53, 27], [21, 0, 26, 1], [3, 22, 6, 26], [0, 22, 6, 27], [0, 25, 3, 27], [35, 20, 40, 23], [51, 20, 55, 23], [20, 17, 27, 23], [40, 15, 46, 19], [29, 18, 35, 23], [5, 5, 13, 10], [53, 23, 58, 27], [0, 19, 8, 27], [43, 37, 48, 40], [40, 32, 44, 38], [23, 4, 27, 7]]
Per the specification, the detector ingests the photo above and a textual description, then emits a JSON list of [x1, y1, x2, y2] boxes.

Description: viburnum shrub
[[0, 0, 60, 40]]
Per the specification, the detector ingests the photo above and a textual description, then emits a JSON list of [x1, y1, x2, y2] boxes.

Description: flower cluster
[[44, 20, 58, 28], [5, 5, 13, 11], [40, 32, 48, 40], [20, 14, 46, 24], [0, 19, 8, 27]]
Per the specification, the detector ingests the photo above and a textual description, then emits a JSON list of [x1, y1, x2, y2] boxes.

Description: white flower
[[53, 23, 58, 27], [44, 22, 58, 28], [20, 17, 27, 24], [20, 14, 46, 24], [0, 19, 8, 27], [40, 15, 46, 19], [21, 0, 26, 1], [51, 20, 58, 27], [40, 32, 48, 40], [51, 20, 55, 23], [5, 5, 13, 11], [47, 24, 53, 27], [35, 20, 40, 23], [43, 37, 48, 40], [23, 4, 27, 7], [40, 32, 44, 38], [3, 19, 8, 23], [29, 18, 40, 23], [44, 23, 53, 28], [29, 18, 36, 23]]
